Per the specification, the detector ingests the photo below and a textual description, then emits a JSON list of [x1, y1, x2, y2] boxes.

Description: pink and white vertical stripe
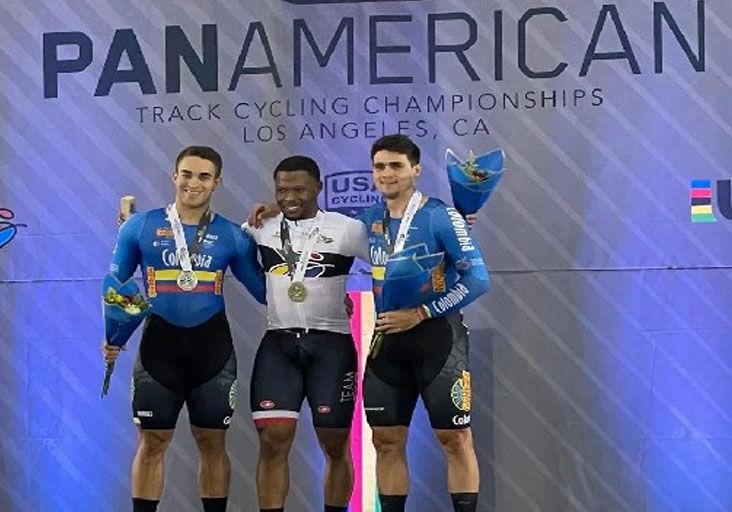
[[349, 291, 381, 512]]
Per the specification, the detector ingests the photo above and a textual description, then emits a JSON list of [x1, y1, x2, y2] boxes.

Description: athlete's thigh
[[187, 351, 238, 429], [304, 333, 358, 428], [250, 331, 305, 428], [420, 315, 472, 430], [131, 353, 185, 430], [362, 334, 419, 427]]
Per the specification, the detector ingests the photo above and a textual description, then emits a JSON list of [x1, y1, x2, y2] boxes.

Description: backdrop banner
[[1, 1, 731, 511]]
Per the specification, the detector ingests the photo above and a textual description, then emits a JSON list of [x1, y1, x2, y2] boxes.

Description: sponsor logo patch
[[455, 258, 472, 271], [452, 413, 471, 426], [431, 262, 446, 292], [340, 371, 356, 403], [229, 380, 238, 410], [445, 207, 476, 252], [451, 371, 471, 412]]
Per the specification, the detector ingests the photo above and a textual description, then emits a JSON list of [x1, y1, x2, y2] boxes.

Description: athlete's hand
[[465, 213, 478, 228], [344, 294, 354, 318], [247, 202, 280, 228], [117, 211, 128, 228], [118, 196, 135, 227], [375, 308, 424, 334], [101, 341, 122, 365]]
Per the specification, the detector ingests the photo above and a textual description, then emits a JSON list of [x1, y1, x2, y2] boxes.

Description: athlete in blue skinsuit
[[102, 146, 265, 512], [361, 135, 489, 512]]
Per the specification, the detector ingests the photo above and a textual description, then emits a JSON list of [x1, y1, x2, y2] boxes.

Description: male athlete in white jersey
[[244, 156, 368, 512]]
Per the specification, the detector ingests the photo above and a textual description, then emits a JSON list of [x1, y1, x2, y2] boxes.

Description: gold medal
[[287, 281, 307, 302], [177, 270, 198, 291]]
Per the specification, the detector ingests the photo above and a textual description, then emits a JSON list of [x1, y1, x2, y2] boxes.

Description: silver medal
[[176, 270, 198, 291]]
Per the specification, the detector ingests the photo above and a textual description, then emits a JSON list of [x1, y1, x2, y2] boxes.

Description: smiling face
[[172, 155, 220, 211], [372, 149, 421, 201], [274, 170, 322, 220]]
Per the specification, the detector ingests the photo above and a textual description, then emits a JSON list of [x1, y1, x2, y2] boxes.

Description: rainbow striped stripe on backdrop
[[690, 180, 717, 223], [348, 291, 381, 512]]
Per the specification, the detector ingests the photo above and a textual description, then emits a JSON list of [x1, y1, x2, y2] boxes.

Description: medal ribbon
[[383, 190, 423, 255], [280, 211, 322, 283], [166, 203, 212, 274]]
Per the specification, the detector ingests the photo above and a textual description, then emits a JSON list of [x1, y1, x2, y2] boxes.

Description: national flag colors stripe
[[145, 267, 224, 295]]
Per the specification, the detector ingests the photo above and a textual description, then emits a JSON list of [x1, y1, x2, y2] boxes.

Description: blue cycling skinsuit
[[360, 197, 489, 429], [109, 208, 266, 429]]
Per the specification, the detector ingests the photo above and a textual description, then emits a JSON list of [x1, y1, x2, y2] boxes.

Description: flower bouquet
[[445, 148, 505, 216], [101, 273, 151, 397]]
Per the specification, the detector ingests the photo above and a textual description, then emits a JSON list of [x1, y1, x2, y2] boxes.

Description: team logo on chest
[[268, 250, 333, 277], [155, 227, 174, 238], [161, 248, 213, 269]]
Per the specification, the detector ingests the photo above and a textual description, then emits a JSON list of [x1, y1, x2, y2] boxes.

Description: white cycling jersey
[[244, 210, 369, 333]]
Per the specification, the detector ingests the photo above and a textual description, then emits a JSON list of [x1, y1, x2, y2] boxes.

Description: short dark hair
[[370, 134, 420, 165], [175, 146, 223, 177], [273, 155, 321, 181]]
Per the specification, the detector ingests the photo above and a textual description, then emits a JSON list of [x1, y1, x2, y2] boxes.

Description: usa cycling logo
[[0, 208, 26, 249], [690, 180, 732, 223], [324, 170, 381, 217]]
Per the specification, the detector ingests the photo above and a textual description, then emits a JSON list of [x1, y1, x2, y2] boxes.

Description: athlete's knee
[[435, 428, 474, 458], [316, 428, 351, 460], [191, 427, 227, 458], [371, 426, 408, 455], [258, 423, 296, 460], [138, 429, 174, 459]]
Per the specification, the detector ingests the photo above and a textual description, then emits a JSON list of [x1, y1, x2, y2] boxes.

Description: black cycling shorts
[[250, 329, 357, 429], [131, 311, 238, 430], [363, 313, 472, 430]]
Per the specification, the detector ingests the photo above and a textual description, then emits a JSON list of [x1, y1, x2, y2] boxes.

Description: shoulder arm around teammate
[[425, 204, 489, 317], [230, 223, 267, 305], [240, 219, 259, 242], [345, 214, 370, 264], [108, 212, 144, 283]]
